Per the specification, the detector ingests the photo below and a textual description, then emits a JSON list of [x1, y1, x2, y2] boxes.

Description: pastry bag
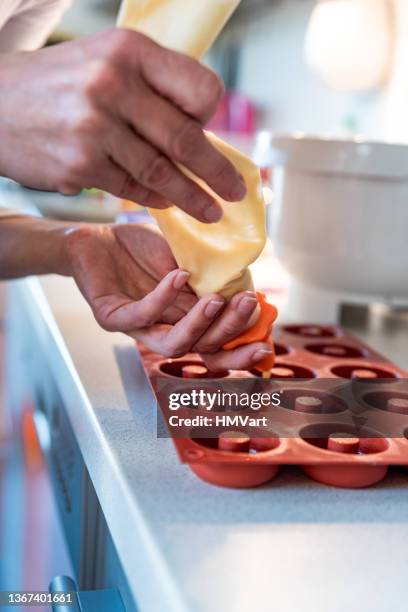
[[117, 0, 277, 371]]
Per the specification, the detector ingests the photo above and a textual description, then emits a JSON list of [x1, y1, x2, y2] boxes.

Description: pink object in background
[[206, 94, 230, 132], [207, 90, 255, 134], [227, 91, 255, 134]]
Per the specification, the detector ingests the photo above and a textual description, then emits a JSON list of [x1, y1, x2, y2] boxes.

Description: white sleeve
[[0, 0, 72, 52]]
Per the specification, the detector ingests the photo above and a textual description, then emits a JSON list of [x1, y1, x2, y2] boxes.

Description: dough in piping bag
[[151, 131, 266, 299]]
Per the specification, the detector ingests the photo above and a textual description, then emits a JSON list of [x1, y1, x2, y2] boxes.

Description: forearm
[[0, 212, 72, 279]]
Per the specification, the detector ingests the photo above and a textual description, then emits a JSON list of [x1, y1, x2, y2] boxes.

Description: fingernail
[[230, 176, 247, 201], [173, 270, 190, 290], [205, 299, 224, 318], [204, 203, 223, 223], [253, 348, 273, 363], [237, 295, 258, 315]]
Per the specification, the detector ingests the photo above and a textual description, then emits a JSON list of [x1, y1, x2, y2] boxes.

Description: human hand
[[64, 223, 273, 370], [0, 29, 246, 223]]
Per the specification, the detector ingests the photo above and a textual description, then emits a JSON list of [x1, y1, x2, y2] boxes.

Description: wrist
[[50, 223, 75, 277], [52, 221, 98, 277], [0, 214, 80, 279], [60, 223, 113, 279], [21, 217, 76, 278]]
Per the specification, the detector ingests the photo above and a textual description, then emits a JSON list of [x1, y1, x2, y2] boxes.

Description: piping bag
[[117, 0, 278, 372]]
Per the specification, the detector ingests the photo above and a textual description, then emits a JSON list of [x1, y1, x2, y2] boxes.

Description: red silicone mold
[[139, 324, 408, 489]]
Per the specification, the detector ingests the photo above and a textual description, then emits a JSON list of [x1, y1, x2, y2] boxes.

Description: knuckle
[[195, 341, 218, 354], [107, 28, 148, 63], [161, 342, 188, 359], [136, 312, 156, 328], [96, 317, 115, 333], [140, 156, 173, 190], [63, 148, 91, 180], [172, 348, 189, 358], [222, 321, 243, 337], [160, 344, 175, 358], [170, 121, 202, 161], [93, 304, 117, 332], [116, 173, 133, 199], [84, 59, 120, 99], [143, 36, 172, 70], [71, 105, 104, 136], [117, 173, 141, 199], [56, 151, 91, 192], [57, 179, 82, 196], [108, 28, 135, 55], [200, 70, 224, 109], [160, 345, 173, 358]]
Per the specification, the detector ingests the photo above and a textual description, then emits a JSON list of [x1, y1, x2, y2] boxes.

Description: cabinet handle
[[49, 576, 79, 612], [49, 576, 126, 612]]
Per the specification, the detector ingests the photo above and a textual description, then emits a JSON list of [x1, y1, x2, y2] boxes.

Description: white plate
[[16, 187, 120, 223]]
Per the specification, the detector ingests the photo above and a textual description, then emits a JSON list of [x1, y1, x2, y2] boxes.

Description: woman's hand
[[65, 223, 273, 370], [0, 214, 271, 369], [0, 29, 246, 223]]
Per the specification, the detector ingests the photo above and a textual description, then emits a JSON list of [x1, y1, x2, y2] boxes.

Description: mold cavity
[[191, 436, 219, 450], [275, 343, 290, 356], [300, 423, 389, 455], [363, 391, 408, 415], [331, 364, 398, 380], [284, 324, 338, 338], [253, 363, 316, 379], [249, 436, 280, 454], [305, 343, 365, 359], [159, 359, 229, 379], [280, 389, 347, 414]]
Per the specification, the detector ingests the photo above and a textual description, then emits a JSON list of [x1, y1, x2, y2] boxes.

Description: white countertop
[[7, 273, 408, 612]]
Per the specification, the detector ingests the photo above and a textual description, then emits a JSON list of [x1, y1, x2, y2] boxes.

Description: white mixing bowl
[[266, 134, 408, 301]]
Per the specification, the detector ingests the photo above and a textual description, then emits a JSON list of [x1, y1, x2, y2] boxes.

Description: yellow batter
[[152, 132, 266, 299]]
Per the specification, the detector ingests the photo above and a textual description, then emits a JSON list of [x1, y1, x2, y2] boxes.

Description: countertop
[[8, 273, 408, 612]]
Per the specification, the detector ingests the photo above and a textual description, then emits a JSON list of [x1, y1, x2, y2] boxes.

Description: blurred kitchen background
[[54, 0, 406, 142]]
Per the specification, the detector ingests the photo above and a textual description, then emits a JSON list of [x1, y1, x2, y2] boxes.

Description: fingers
[[160, 291, 198, 325], [134, 294, 225, 357], [160, 294, 225, 357], [119, 83, 246, 204], [201, 343, 274, 372], [84, 157, 171, 210], [161, 304, 192, 325], [128, 286, 273, 367], [107, 124, 224, 223], [126, 31, 225, 123], [194, 291, 259, 353], [113, 222, 199, 321], [44, 28, 246, 220], [98, 269, 190, 331]]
